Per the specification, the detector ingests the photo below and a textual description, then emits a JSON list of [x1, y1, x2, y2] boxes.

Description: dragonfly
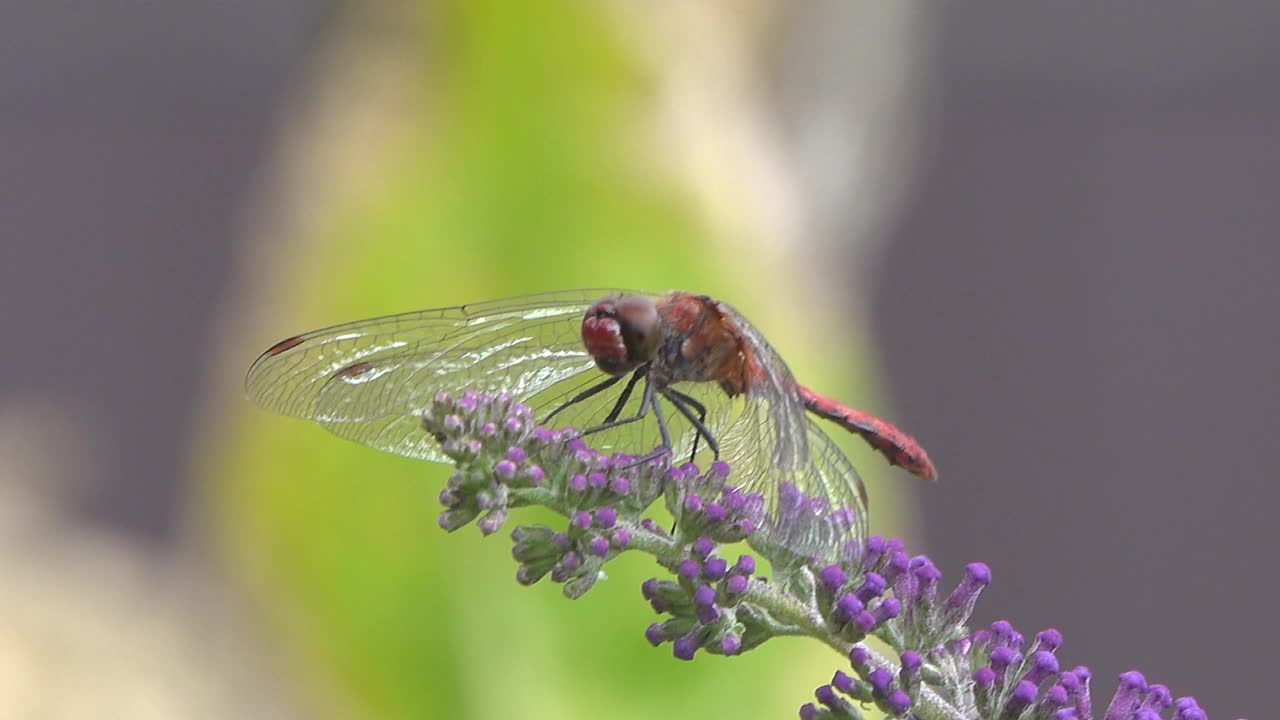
[[246, 289, 936, 563]]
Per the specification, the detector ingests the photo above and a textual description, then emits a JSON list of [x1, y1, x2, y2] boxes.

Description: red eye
[[583, 312, 630, 374]]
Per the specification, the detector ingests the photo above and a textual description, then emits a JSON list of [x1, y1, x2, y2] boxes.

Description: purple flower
[[593, 506, 617, 529], [677, 559, 701, 581], [692, 537, 716, 558], [587, 536, 610, 557], [818, 564, 849, 593]]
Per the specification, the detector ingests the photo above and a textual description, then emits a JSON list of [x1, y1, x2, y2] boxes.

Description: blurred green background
[[209, 2, 904, 718]]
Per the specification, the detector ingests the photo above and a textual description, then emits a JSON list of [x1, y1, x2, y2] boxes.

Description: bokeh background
[[1, 2, 1273, 719]]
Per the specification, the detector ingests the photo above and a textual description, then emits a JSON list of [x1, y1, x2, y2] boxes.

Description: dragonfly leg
[[602, 366, 646, 423], [580, 374, 650, 437], [662, 388, 719, 461], [617, 379, 678, 469], [542, 373, 623, 424], [662, 389, 716, 462]]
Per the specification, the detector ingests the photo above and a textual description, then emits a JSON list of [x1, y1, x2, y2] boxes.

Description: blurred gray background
[[0, 2, 1272, 718], [875, 4, 1277, 717]]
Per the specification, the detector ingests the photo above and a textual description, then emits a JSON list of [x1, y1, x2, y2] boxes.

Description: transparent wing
[[711, 302, 870, 564], [245, 289, 646, 461]]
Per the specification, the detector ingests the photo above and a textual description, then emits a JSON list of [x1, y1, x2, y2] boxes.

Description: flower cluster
[[418, 390, 1231, 720], [641, 538, 762, 659]]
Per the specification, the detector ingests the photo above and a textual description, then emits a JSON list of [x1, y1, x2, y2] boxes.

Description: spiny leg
[[662, 388, 719, 461], [542, 373, 623, 424]]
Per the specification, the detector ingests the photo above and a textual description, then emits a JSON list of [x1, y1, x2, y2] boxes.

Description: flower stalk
[[421, 390, 1228, 720]]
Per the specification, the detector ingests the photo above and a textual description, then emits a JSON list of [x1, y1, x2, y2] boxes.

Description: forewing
[[245, 289, 645, 461]]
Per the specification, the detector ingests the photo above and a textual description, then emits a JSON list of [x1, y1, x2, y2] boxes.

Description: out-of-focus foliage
[[208, 1, 894, 718]]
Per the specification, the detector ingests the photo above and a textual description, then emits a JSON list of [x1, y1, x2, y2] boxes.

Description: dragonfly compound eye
[[582, 296, 658, 375], [583, 300, 632, 375]]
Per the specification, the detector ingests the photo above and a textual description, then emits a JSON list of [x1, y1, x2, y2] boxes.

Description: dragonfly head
[[582, 295, 660, 375]]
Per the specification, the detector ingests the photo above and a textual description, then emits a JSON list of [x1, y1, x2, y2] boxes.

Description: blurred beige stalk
[[0, 402, 297, 720], [617, 0, 929, 330]]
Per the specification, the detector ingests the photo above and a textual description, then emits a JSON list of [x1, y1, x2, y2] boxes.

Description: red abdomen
[[799, 386, 938, 481]]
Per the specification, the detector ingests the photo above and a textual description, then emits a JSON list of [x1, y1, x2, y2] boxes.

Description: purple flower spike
[[477, 512, 505, 535], [867, 668, 894, 695], [1134, 710, 1162, 720], [1173, 698, 1206, 720], [1043, 685, 1070, 709], [1006, 680, 1038, 717], [1105, 671, 1148, 720], [709, 460, 731, 478], [677, 559, 701, 581], [684, 494, 703, 514], [899, 651, 922, 678], [874, 597, 902, 623], [588, 471, 608, 490], [696, 604, 720, 624], [594, 506, 617, 529], [849, 646, 870, 669], [588, 536, 610, 557], [863, 535, 887, 567], [503, 417, 522, 433], [673, 634, 699, 661], [799, 703, 821, 720], [495, 459, 517, 479], [885, 690, 912, 715], [644, 623, 664, 646], [703, 557, 728, 580], [641, 578, 659, 599], [611, 529, 631, 548], [692, 537, 716, 558], [853, 610, 877, 634], [1025, 650, 1060, 686], [818, 564, 849, 592], [609, 476, 630, 495], [734, 555, 756, 575], [945, 562, 992, 622], [990, 646, 1019, 674], [693, 584, 717, 608], [815, 685, 839, 708], [704, 502, 726, 522], [835, 594, 864, 622], [974, 667, 996, 688], [532, 427, 553, 443], [883, 551, 911, 585], [504, 447, 526, 463], [725, 575, 748, 594], [855, 572, 887, 603], [438, 487, 460, 508], [443, 414, 463, 432], [991, 619, 1015, 640], [718, 635, 740, 655], [569, 474, 588, 492], [1036, 628, 1064, 652], [832, 670, 856, 694], [1140, 685, 1172, 712], [572, 511, 592, 530]]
